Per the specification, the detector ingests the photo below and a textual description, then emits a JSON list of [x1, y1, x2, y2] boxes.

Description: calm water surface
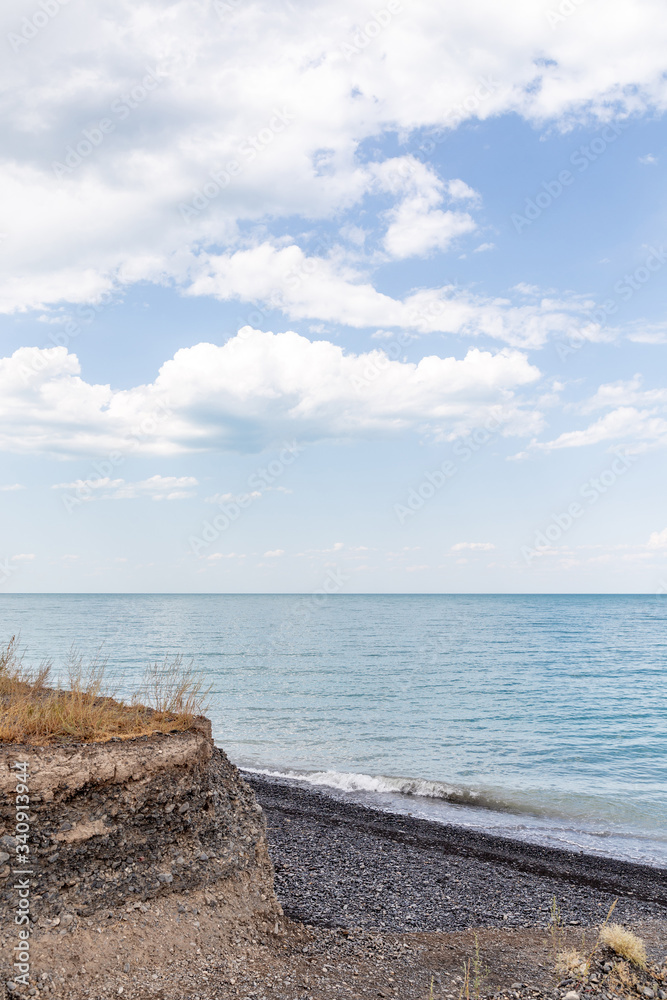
[[1, 594, 665, 866]]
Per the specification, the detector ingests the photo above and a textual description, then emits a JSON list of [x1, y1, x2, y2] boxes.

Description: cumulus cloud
[[1, 0, 666, 312], [0, 329, 542, 457], [0, 483, 25, 491], [51, 475, 199, 500], [370, 157, 477, 258]]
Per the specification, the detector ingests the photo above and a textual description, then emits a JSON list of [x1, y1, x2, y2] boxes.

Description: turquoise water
[[1, 594, 666, 867]]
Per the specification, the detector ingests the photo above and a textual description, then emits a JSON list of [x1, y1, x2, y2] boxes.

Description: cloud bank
[[1, 0, 667, 314], [0, 328, 542, 456]]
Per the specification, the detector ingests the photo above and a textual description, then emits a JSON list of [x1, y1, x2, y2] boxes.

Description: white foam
[[239, 763, 667, 868], [244, 766, 484, 804]]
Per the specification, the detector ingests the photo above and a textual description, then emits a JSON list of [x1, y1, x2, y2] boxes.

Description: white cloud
[[0, 483, 25, 491], [626, 322, 667, 344], [534, 406, 667, 451], [647, 528, 667, 549], [1, 0, 667, 312], [188, 243, 602, 348], [473, 242, 495, 253], [371, 157, 477, 258], [51, 475, 198, 500], [530, 407, 667, 453], [446, 179, 481, 202], [451, 541, 495, 551], [639, 154, 658, 164], [0, 330, 542, 456], [530, 375, 667, 453], [263, 549, 285, 557], [11, 553, 35, 562], [205, 491, 262, 503], [579, 376, 667, 413], [383, 202, 476, 259]]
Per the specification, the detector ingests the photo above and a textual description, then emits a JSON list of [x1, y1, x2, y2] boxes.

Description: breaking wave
[[244, 766, 541, 817]]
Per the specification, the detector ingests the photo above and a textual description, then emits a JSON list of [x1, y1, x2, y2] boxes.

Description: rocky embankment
[[0, 740, 665, 1000], [0, 722, 282, 996]]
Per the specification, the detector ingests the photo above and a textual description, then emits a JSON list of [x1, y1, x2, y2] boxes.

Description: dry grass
[[455, 933, 488, 1000], [549, 897, 619, 984], [609, 959, 638, 992], [555, 948, 587, 977], [600, 924, 648, 969], [0, 636, 210, 745], [547, 896, 566, 973]]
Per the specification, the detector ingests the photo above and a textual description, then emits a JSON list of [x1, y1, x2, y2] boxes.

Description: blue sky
[[1, 0, 667, 593]]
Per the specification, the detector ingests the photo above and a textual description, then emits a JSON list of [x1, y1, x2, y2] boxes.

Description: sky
[[1, 0, 667, 594]]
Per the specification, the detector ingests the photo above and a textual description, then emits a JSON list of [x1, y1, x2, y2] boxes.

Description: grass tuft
[[0, 636, 210, 745], [555, 948, 586, 977], [600, 924, 648, 969]]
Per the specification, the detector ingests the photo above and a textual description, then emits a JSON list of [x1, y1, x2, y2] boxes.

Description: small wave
[[241, 764, 667, 867], [244, 766, 528, 814]]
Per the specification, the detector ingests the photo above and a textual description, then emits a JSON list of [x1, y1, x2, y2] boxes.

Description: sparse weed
[[601, 923, 648, 969], [556, 948, 586, 977], [458, 958, 471, 1000], [610, 958, 637, 991], [576, 898, 618, 978], [548, 897, 566, 974], [471, 933, 488, 998], [0, 636, 210, 744], [550, 898, 618, 982], [456, 934, 488, 1000]]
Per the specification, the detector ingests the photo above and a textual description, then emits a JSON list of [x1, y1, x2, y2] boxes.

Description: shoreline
[[244, 771, 667, 933]]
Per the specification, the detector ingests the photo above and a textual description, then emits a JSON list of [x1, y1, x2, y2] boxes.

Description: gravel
[[245, 772, 667, 934]]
